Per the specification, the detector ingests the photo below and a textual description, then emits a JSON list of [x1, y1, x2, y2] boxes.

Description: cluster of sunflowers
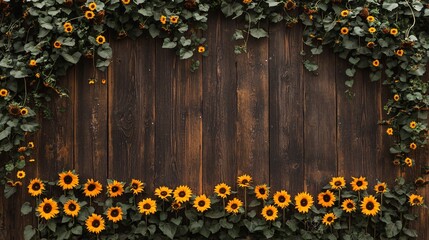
[[20, 172, 425, 239]]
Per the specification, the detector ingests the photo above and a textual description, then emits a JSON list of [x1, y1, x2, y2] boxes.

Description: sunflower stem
[[348, 214, 351, 232], [338, 190, 341, 207], [222, 198, 225, 212], [244, 187, 247, 216], [282, 208, 285, 226]]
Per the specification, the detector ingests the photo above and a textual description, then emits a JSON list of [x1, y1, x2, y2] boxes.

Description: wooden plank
[[303, 49, 337, 195], [108, 36, 156, 192], [202, 13, 237, 193], [235, 33, 270, 185], [268, 24, 304, 194], [74, 59, 108, 181]]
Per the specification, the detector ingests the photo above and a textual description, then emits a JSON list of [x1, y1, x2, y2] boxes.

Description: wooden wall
[[1, 14, 428, 239]]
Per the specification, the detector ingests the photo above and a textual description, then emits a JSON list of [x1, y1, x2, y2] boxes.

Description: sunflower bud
[[184, 0, 197, 10], [360, 7, 369, 18]]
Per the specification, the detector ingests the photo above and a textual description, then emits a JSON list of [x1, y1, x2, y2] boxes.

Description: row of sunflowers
[[18, 172, 425, 239]]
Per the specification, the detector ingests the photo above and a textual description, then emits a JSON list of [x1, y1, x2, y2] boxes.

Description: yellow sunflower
[[20, 107, 29, 116], [340, 10, 349, 17], [386, 128, 393, 135], [171, 201, 182, 211], [340, 27, 349, 35], [295, 192, 314, 213], [0, 89, 8, 97], [341, 199, 356, 213], [372, 59, 380, 67], [390, 28, 398, 35], [237, 174, 252, 188], [368, 27, 376, 33], [350, 176, 368, 191], [138, 198, 157, 215], [361, 195, 380, 216], [83, 179, 103, 198], [63, 199, 80, 217], [106, 206, 123, 223], [261, 205, 278, 221], [27, 142, 34, 149], [17, 170, 26, 179], [107, 180, 124, 197], [374, 182, 387, 194], [58, 170, 79, 190], [367, 16, 375, 22], [409, 121, 417, 129], [273, 190, 291, 209], [130, 179, 144, 195], [225, 198, 243, 214], [29, 59, 37, 67], [409, 194, 424, 206], [122, 0, 131, 4], [198, 46, 205, 53], [96, 35, 106, 45], [160, 15, 167, 24], [170, 16, 179, 24], [37, 198, 59, 220], [329, 176, 346, 190], [193, 194, 211, 213], [28, 178, 45, 197], [86, 213, 105, 234], [154, 186, 173, 200], [395, 49, 404, 57], [88, 2, 97, 11], [173, 185, 192, 203], [84, 11, 95, 20], [322, 213, 336, 226], [254, 184, 270, 200], [317, 190, 336, 208], [214, 183, 231, 199], [409, 142, 417, 150], [53, 40, 61, 49]]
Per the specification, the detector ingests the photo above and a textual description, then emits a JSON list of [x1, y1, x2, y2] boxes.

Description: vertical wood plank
[[108, 37, 156, 191], [235, 35, 269, 185], [303, 49, 337, 194], [269, 24, 304, 194], [202, 14, 237, 193]]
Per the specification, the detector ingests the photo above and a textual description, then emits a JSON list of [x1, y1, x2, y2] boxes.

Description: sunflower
[[107, 180, 124, 197], [171, 201, 182, 211], [58, 170, 79, 190], [17, 170, 26, 179], [386, 128, 393, 136], [295, 192, 314, 213], [366, 16, 375, 22], [214, 183, 231, 198], [86, 213, 105, 234], [373, 182, 386, 194], [63, 199, 80, 217], [372, 59, 380, 67], [83, 179, 103, 198], [138, 198, 157, 215], [340, 10, 349, 17], [37, 198, 59, 220], [350, 176, 368, 191], [63, 22, 73, 33], [361, 195, 380, 216], [121, 0, 131, 4], [254, 184, 270, 200], [193, 194, 211, 213], [29, 59, 37, 67], [340, 27, 349, 35], [404, 157, 413, 167], [322, 213, 336, 226], [237, 174, 252, 188], [35, 73, 41, 78], [409, 121, 417, 129], [155, 186, 173, 200], [341, 199, 356, 213], [393, 94, 400, 101], [130, 179, 144, 195], [409, 194, 424, 206], [170, 16, 179, 24], [0, 89, 8, 97], [106, 206, 123, 223], [395, 49, 404, 57], [390, 28, 398, 35], [368, 27, 376, 33], [317, 190, 336, 208], [329, 176, 346, 190], [88, 2, 97, 11], [273, 190, 291, 209], [20, 107, 29, 116], [160, 15, 167, 24], [173, 185, 192, 203], [85, 11, 95, 20], [18, 146, 27, 152], [366, 41, 375, 48], [96, 35, 106, 45], [53, 40, 61, 49], [284, 0, 296, 10], [243, 0, 252, 4], [409, 142, 417, 150], [261, 205, 278, 221], [197, 46, 205, 53], [225, 198, 243, 214], [28, 178, 45, 196], [27, 142, 34, 149]]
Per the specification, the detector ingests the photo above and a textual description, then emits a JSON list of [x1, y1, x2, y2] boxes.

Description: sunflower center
[[219, 188, 226, 194], [259, 188, 266, 194], [132, 183, 138, 189], [413, 199, 420, 204], [327, 217, 333, 222], [366, 202, 374, 210], [266, 210, 273, 216], [143, 203, 151, 210], [378, 186, 385, 192], [300, 199, 308, 206], [231, 203, 238, 209], [112, 186, 119, 192], [64, 175, 73, 184], [356, 181, 363, 187], [334, 181, 341, 186], [32, 183, 40, 190], [43, 204, 52, 213], [161, 191, 167, 196], [347, 203, 354, 208], [179, 191, 186, 197], [198, 200, 206, 207], [68, 203, 76, 211], [278, 196, 286, 202], [241, 180, 248, 185], [87, 184, 96, 191], [92, 220, 100, 228], [111, 209, 119, 217], [323, 195, 331, 202]]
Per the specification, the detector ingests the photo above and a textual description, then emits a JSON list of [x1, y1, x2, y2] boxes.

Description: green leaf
[[385, 221, 401, 238], [179, 49, 193, 60], [21, 202, 32, 215], [249, 28, 268, 39], [20, 123, 39, 132], [47, 220, 57, 232], [162, 38, 177, 49], [159, 222, 177, 239], [97, 44, 112, 59], [205, 210, 225, 219], [382, 2, 399, 11], [345, 68, 356, 77], [403, 227, 418, 237], [263, 228, 275, 238], [4, 184, 17, 199], [170, 217, 182, 226], [311, 46, 323, 55], [189, 220, 204, 234], [303, 60, 319, 72], [219, 218, 233, 229], [266, 0, 281, 7], [248, 200, 261, 208], [61, 52, 82, 64], [0, 126, 11, 140], [286, 219, 298, 232], [24, 225, 36, 240]]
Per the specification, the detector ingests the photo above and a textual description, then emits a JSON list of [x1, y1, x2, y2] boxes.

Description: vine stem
[[404, 0, 416, 39]]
